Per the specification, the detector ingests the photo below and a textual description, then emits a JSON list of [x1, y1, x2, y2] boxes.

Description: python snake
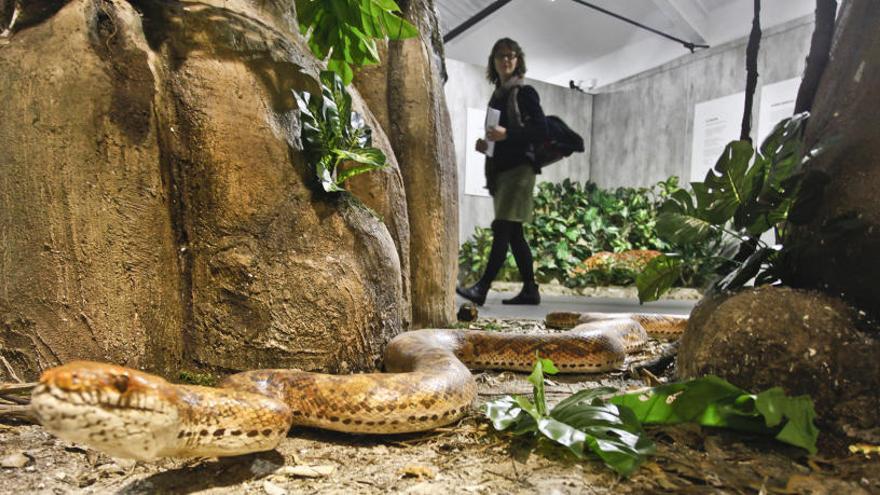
[[30, 312, 685, 461]]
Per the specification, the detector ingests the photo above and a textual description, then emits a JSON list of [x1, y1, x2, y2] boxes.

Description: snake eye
[[112, 375, 130, 394]]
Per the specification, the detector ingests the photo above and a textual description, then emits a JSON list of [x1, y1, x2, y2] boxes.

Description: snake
[[30, 312, 686, 461]]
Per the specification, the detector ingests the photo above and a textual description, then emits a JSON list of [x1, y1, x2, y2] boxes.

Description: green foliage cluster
[[485, 358, 819, 477], [637, 113, 822, 302], [611, 375, 819, 455], [294, 71, 388, 192], [485, 358, 653, 477], [296, 0, 418, 84], [458, 178, 724, 289]]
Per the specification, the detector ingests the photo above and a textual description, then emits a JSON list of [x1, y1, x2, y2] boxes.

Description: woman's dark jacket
[[486, 85, 549, 191]]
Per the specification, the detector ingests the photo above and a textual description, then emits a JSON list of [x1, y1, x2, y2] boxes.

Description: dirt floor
[[2, 318, 879, 495]]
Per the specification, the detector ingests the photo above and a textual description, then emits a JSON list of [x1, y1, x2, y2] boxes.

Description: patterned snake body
[[31, 313, 685, 461]]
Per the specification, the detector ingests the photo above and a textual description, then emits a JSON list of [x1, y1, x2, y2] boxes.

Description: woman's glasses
[[493, 52, 518, 61]]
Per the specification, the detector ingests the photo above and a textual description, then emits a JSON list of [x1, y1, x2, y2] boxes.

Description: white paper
[[690, 92, 745, 183], [757, 77, 800, 146], [757, 78, 801, 251], [464, 107, 490, 197], [484, 107, 500, 158]]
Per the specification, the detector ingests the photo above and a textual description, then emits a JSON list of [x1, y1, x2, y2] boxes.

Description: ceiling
[[438, 0, 817, 88]]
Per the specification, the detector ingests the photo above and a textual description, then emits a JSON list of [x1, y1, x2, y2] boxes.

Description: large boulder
[[0, 0, 409, 378], [678, 286, 880, 430]]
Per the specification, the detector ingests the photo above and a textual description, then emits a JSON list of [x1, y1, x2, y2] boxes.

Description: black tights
[[478, 220, 535, 287]]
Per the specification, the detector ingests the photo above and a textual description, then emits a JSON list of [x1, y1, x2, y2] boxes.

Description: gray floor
[[459, 290, 696, 320]]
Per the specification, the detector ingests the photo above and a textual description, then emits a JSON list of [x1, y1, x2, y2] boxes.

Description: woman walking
[[457, 38, 548, 306]]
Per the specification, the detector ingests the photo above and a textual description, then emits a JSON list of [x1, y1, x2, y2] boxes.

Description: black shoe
[[456, 283, 489, 306], [502, 284, 540, 305]]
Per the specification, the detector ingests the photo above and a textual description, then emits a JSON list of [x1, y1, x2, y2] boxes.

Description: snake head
[[31, 361, 181, 461]]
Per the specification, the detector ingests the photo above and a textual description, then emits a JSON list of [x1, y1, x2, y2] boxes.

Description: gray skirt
[[492, 163, 536, 223]]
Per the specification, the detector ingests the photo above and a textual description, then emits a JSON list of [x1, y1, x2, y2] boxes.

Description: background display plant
[[294, 71, 388, 192], [458, 178, 723, 289]]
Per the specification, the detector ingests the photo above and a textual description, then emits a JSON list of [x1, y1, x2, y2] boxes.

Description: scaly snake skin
[[30, 313, 685, 461]]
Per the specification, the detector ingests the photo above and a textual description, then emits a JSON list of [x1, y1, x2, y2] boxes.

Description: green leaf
[[316, 155, 342, 192], [335, 153, 387, 183], [713, 246, 773, 292], [297, 0, 418, 84], [546, 391, 655, 476], [485, 396, 532, 432], [609, 376, 819, 453], [537, 417, 587, 458], [378, 7, 419, 39], [327, 57, 356, 86], [701, 140, 755, 224], [636, 254, 683, 303], [335, 147, 386, 168], [295, 72, 387, 191], [552, 387, 617, 417], [655, 211, 715, 244], [486, 358, 655, 477], [755, 388, 819, 454], [527, 357, 558, 416]]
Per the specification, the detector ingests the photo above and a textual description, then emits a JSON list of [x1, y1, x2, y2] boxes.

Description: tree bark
[[740, 0, 761, 141], [786, 0, 880, 321], [356, 0, 459, 327], [0, 0, 411, 378], [794, 0, 837, 114]]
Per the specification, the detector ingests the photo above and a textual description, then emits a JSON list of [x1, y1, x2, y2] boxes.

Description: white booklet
[[484, 107, 500, 157]]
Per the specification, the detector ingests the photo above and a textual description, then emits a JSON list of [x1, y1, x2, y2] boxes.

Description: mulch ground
[[2, 317, 878, 494]]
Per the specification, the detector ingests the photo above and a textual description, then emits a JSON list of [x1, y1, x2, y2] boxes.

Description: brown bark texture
[[355, 0, 459, 328], [786, 0, 880, 320], [0, 0, 413, 379], [0, 0, 185, 379], [793, 0, 837, 114]]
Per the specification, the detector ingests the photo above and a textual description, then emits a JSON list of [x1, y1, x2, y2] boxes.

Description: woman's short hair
[[486, 38, 527, 85]]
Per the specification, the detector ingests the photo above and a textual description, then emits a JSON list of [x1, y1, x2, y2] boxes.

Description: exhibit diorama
[[0, 0, 878, 493]]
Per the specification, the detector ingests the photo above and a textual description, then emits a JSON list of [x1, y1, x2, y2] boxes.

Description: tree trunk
[[387, 0, 459, 327], [786, 0, 880, 321], [353, 0, 459, 328], [0, 0, 411, 379], [0, 0, 185, 379]]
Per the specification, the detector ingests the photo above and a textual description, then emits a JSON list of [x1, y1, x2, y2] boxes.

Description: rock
[[457, 303, 478, 322], [262, 480, 287, 495], [0, 452, 31, 468], [677, 286, 880, 429], [0, 0, 185, 378]]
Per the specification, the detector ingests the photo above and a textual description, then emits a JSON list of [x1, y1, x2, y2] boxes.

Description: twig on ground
[[0, 403, 37, 423], [1, 356, 23, 383]]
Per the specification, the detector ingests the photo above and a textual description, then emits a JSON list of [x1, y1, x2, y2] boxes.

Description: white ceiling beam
[[650, 0, 712, 44]]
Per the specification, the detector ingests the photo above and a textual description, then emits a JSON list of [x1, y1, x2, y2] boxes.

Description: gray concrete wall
[[444, 59, 593, 243], [590, 15, 814, 188], [445, 14, 813, 244]]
